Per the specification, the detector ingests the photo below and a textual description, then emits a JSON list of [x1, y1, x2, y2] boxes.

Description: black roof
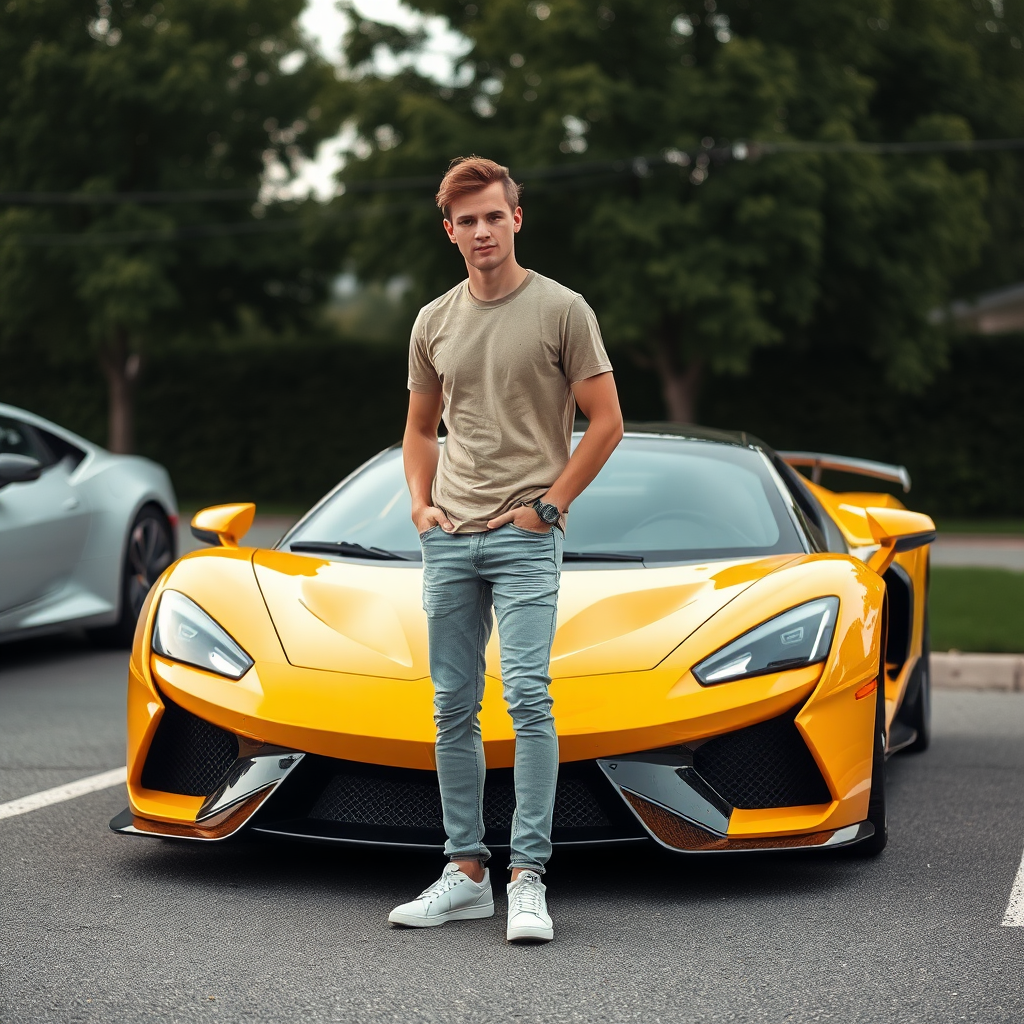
[[579, 421, 770, 451]]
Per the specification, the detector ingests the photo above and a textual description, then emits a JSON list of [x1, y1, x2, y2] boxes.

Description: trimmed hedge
[[3, 335, 1022, 515]]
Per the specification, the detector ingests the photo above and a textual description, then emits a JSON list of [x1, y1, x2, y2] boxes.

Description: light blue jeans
[[420, 522, 563, 873]]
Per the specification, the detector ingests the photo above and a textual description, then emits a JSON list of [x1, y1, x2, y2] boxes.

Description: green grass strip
[[930, 567, 1024, 653], [934, 518, 1024, 535]]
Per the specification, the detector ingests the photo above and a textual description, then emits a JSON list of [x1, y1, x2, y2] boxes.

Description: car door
[[0, 415, 91, 615]]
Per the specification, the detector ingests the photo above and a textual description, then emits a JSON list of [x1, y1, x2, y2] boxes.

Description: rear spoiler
[[778, 451, 911, 493]]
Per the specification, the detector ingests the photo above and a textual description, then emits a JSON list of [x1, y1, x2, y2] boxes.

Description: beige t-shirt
[[408, 271, 612, 533]]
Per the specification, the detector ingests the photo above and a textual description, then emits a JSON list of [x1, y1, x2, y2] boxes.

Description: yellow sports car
[[110, 427, 935, 857]]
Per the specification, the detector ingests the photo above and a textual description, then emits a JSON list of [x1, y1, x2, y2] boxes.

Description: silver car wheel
[[126, 512, 174, 623]]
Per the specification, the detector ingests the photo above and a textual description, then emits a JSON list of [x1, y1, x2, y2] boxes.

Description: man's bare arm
[[404, 390, 455, 533], [486, 371, 623, 531]]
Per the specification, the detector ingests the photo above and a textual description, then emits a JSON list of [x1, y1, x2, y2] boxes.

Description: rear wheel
[[91, 505, 174, 648], [901, 612, 932, 753], [855, 673, 888, 856]]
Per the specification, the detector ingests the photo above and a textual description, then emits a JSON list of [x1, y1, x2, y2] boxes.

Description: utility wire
[[3, 136, 1024, 205], [5, 136, 1024, 245], [9, 200, 431, 246]]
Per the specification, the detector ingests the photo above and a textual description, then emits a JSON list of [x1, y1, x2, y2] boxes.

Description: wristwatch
[[532, 497, 561, 525]]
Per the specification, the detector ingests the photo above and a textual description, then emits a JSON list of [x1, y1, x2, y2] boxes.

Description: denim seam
[[471, 581, 489, 848], [508, 523, 553, 538], [508, 861, 545, 874]]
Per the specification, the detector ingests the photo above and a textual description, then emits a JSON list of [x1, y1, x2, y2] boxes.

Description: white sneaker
[[388, 863, 494, 928], [506, 870, 553, 943]]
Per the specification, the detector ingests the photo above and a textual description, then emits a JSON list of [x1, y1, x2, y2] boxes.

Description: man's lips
[[475, 245, 497, 255]]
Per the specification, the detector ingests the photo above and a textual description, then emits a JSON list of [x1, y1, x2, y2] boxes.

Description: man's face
[[444, 181, 522, 272]]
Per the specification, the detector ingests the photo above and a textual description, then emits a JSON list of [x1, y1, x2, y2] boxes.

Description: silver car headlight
[[693, 597, 839, 686], [151, 590, 254, 680]]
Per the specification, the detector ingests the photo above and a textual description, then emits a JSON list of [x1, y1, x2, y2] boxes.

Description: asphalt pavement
[[2, 637, 1023, 1024], [931, 535, 1024, 572]]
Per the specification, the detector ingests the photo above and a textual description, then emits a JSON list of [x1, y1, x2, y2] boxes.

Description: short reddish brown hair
[[436, 156, 522, 220]]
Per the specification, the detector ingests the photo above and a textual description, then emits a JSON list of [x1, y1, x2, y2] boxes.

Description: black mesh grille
[[310, 772, 442, 829], [309, 771, 609, 830], [141, 695, 238, 797], [554, 779, 609, 828], [692, 707, 831, 809]]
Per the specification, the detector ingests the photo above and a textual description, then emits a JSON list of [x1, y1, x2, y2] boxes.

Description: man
[[389, 156, 623, 944]]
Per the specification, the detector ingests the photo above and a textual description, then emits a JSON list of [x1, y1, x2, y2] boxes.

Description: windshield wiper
[[289, 540, 410, 561], [561, 550, 645, 562]]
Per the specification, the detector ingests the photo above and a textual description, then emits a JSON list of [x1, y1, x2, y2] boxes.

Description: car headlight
[[151, 590, 254, 680], [693, 597, 839, 686]]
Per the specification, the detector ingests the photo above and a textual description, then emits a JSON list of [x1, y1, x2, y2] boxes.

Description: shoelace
[[509, 877, 544, 916], [418, 868, 463, 901]]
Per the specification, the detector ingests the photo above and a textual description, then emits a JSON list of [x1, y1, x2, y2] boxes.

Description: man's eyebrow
[[457, 208, 506, 220]]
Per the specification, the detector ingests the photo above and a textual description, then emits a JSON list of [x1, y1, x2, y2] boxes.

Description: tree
[[0, 0, 341, 451], [328, 0, 1021, 422]]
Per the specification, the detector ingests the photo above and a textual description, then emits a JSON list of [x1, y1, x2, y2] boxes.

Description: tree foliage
[[0, 0, 341, 450], [331, 0, 1023, 421]]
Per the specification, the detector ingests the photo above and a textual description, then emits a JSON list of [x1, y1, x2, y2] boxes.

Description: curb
[[932, 652, 1024, 692]]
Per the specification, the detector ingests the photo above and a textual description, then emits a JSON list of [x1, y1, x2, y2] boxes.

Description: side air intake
[[141, 694, 239, 797], [693, 706, 831, 809]]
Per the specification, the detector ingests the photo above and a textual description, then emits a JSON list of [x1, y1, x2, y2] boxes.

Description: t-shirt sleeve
[[561, 296, 613, 385], [407, 309, 442, 394]]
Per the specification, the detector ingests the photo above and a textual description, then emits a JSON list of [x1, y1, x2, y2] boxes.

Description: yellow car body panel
[[805, 479, 933, 732], [117, 435, 932, 853], [123, 539, 891, 840]]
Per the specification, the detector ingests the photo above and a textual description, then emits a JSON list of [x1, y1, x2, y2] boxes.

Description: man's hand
[[413, 504, 455, 534], [486, 503, 551, 533]]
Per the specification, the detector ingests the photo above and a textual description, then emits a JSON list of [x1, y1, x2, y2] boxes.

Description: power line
[[6, 136, 1024, 246], [10, 200, 431, 246], [0, 189, 256, 205], [3, 136, 1024, 207], [756, 138, 1024, 156]]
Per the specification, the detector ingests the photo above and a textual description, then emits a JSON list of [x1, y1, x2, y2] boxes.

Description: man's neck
[[465, 257, 529, 303]]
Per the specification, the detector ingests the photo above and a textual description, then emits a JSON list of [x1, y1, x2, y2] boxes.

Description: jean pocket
[[418, 525, 442, 539], [508, 523, 551, 537]]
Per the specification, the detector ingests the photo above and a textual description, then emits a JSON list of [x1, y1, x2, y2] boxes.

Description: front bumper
[[111, 690, 874, 853]]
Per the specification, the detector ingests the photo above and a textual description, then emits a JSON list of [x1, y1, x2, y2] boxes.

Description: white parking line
[[1004, 845, 1024, 927], [0, 767, 127, 822]]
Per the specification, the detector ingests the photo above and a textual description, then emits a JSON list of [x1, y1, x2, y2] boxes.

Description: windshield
[[283, 436, 805, 563]]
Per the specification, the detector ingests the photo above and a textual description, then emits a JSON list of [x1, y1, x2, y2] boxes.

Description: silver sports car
[[0, 403, 178, 646]]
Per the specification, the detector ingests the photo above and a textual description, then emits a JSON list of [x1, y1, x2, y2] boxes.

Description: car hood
[[253, 550, 799, 680]]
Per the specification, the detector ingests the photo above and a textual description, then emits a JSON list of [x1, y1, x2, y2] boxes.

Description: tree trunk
[[100, 331, 141, 454], [653, 338, 702, 424]]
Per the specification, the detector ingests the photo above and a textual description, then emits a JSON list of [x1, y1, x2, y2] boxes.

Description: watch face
[[541, 503, 559, 523]]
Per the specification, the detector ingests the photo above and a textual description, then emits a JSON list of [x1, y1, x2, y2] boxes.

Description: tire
[[902, 613, 932, 754], [854, 671, 889, 856], [92, 504, 175, 648]]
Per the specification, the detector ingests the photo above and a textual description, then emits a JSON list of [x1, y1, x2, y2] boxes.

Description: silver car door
[[0, 415, 91, 614]]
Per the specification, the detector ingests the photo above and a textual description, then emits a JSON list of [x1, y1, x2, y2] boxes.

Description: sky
[[288, 0, 467, 199]]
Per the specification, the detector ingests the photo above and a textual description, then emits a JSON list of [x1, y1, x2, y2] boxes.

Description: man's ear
[[443, 217, 458, 243], [513, 206, 523, 233]]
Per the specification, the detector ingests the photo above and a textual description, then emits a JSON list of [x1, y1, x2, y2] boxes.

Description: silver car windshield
[[284, 436, 805, 564]]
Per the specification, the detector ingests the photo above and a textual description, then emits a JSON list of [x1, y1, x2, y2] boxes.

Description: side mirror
[[0, 454, 43, 491], [190, 503, 256, 548], [864, 507, 936, 575]]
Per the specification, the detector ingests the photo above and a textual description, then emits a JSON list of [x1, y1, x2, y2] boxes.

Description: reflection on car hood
[[252, 550, 799, 680]]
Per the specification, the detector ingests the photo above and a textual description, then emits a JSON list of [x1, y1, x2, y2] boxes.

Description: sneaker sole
[[388, 901, 494, 928], [506, 925, 554, 943]]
